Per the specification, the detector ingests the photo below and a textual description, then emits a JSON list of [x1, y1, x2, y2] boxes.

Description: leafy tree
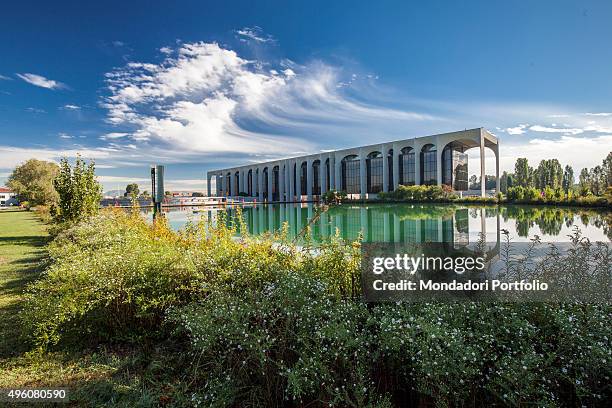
[[590, 165, 605, 196], [140, 190, 151, 199], [7, 159, 59, 207], [53, 156, 102, 223], [578, 168, 591, 195], [534, 159, 563, 190], [562, 165, 574, 193], [514, 158, 533, 188], [124, 183, 140, 198], [602, 151, 612, 187], [500, 171, 512, 194]]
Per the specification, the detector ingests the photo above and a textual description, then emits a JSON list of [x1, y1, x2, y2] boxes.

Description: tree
[[590, 165, 605, 196], [7, 159, 59, 207], [468, 175, 478, 190], [534, 159, 563, 190], [579, 168, 591, 195], [562, 165, 574, 193], [124, 183, 140, 198], [500, 171, 514, 194], [514, 158, 533, 188], [53, 156, 102, 223], [603, 151, 612, 187]]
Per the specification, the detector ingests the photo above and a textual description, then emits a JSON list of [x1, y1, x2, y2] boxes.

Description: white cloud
[[102, 41, 434, 162], [528, 125, 583, 135], [235, 27, 276, 44], [0, 74, 12, 80], [506, 124, 529, 135], [100, 132, 129, 140], [58, 133, 73, 139], [16, 73, 67, 90], [159, 46, 172, 54], [584, 112, 612, 117], [0, 145, 112, 170], [61, 104, 81, 110]]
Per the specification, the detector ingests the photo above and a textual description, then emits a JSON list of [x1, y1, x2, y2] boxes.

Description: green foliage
[[7, 158, 59, 208], [52, 156, 102, 223], [124, 183, 140, 197], [323, 189, 347, 204], [514, 157, 533, 188], [379, 185, 456, 202], [21, 208, 612, 406]]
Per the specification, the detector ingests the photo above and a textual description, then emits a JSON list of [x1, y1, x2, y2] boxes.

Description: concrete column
[[258, 167, 264, 202], [359, 149, 367, 199], [279, 164, 285, 202], [436, 140, 443, 187], [206, 174, 212, 197], [414, 146, 421, 185], [320, 154, 327, 195], [329, 156, 336, 190], [251, 169, 257, 198], [267, 166, 273, 202], [335, 155, 342, 191], [306, 158, 313, 201], [215, 174, 220, 196], [221, 174, 226, 196], [480, 135, 486, 198], [495, 142, 500, 195], [392, 143, 400, 189], [289, 160, 295, 202], [232, 171, 237, 197], [382, 144, 389, 193], [285, 161, 290, 201]]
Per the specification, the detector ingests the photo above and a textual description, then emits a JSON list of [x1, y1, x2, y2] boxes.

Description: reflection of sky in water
[[145, 204, 611, 244]]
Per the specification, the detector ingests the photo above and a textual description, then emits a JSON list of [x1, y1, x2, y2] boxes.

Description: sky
[[1, 0, 611, 194]]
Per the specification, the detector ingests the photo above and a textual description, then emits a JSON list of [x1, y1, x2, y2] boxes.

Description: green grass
[[0, 211, 192, 406], [0, 211, 49, 359]]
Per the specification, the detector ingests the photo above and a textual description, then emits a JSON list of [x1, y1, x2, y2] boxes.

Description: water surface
[[145, 203, 611, 244]]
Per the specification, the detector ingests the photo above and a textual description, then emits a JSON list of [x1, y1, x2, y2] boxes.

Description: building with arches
[[207, 128, 499, 201]]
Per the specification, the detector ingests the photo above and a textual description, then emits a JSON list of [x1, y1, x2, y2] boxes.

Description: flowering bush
[[21, 208, 611, 406]]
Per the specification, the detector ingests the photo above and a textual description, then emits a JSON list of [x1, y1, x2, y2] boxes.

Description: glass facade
[[312, 160, 321, 195], [272, 166, 279, 201], [420, 145, 437, 185], [442, 144, 469, 191], [387, 151, 394, 191], [300, 162, 307, 196], [399, 148, 415, 186], [366, 153, 383, 193], [263, 169, 269, 199], [247, 170, 253, 195], [341, 156, 360, 194]]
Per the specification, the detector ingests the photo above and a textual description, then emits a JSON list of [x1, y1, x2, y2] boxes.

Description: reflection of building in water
[[227, 204, 500, 256]]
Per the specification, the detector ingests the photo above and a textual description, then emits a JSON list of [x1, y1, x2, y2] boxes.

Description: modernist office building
[[207, 128, 500, 201]]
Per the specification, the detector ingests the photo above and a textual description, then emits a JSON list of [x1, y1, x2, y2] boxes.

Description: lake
[[144, 203, 611, 244]]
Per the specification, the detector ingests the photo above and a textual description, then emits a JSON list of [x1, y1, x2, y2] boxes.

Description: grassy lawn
[[0, 211, 190, 406]]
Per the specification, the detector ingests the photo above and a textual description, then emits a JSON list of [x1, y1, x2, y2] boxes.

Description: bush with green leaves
[[21, 207, 612, 406]]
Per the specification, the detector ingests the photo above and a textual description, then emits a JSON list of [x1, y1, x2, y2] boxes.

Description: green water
[[147, 203, 611, 244]]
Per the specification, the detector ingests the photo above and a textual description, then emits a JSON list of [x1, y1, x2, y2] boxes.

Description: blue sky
[[1, 0, 611, 193]]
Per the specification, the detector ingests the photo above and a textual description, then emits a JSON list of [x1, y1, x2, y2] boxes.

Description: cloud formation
[[236, 26, 276, 43], [16, 73, 66, 90], [102, 41, 435, 162]]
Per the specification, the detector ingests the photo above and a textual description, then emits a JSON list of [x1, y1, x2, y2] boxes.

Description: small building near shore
[[0, 187, 19, 207]]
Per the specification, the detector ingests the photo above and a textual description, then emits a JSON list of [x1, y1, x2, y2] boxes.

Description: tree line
[[499, 152, 611, 196]]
